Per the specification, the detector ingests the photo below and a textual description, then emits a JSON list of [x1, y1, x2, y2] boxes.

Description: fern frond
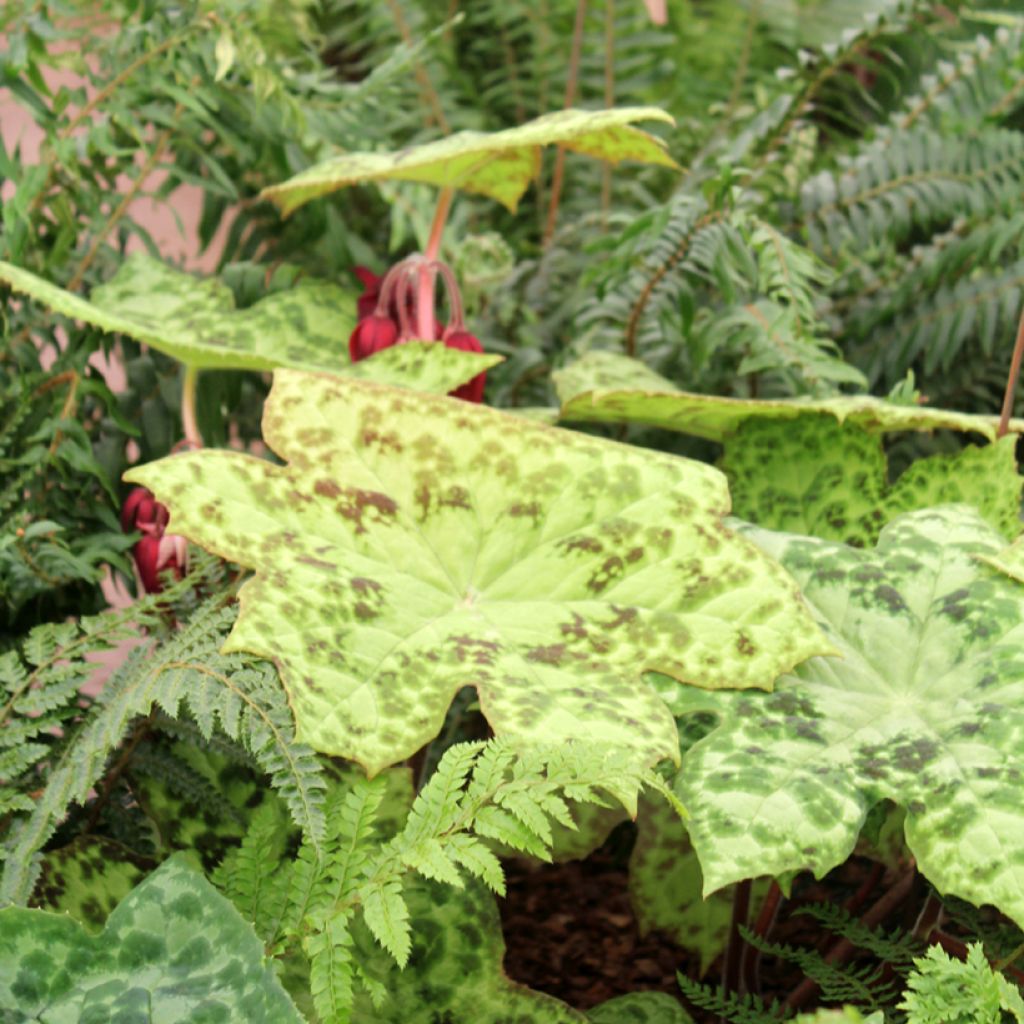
[[361, 878, 412, 966], [304, 913, 356, 1024], [0, 599, 326, 905], [676, 972, 787, 1023], [797, 902, 922, 970], [802, 126, 1024, 255]]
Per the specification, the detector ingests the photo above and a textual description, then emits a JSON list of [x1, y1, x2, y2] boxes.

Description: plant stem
[[741, 881, 783, 995], [417, 188, 454, 339], [181, 365, 203, 449], [784, 867, 917, 1012], [722, 877, 752, 1004], [997, 304, 1024, 437], [600, 0, 615, 224], [542, 0, 587, 247]]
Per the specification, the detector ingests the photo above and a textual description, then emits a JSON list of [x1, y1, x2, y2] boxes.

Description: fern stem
[[625, 209, 724, 357], [997, 304, 1024, 438], [542, 0, 587, 248], [784, 868, 916, 1012]]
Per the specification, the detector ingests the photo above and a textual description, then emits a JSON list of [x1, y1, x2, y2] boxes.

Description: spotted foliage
[[31, 837, 152, 932], [0, 855, 304, 1022], [587, 992, 697, 1023], [673, 506, 1024, 933], [720, 417, 1021, 547], [127, 371, 827, 774], [262, 107, 678, 217], [0, 256, 498, 389]]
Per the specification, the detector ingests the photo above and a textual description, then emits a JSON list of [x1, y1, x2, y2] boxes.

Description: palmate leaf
[[556, 352, 1024, 547], [0, 855, 303, 1022], [0, 255, 499, 387], [261, 107, 678, 216], [672, 506, 1024, 931], [126, 371, 827, 774]]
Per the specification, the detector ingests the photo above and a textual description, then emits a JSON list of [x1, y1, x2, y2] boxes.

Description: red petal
[[349, 315, 400, 362]]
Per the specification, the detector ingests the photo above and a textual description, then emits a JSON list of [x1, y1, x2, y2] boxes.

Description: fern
[[898, 943, 1024, 1024], [0, 594, 327, 905], [796, 903, 923, 972], [675, 972, 788, 1023]]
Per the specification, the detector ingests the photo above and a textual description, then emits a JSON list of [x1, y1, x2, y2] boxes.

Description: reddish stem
[[741, 881, 783, 995], [997, 304, 1024, 437], [722, 878, 752, 1003], [417, 188, 454, 339]]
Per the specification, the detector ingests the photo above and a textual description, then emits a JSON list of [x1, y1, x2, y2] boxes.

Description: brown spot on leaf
[[337, 488, 398, 534], [315, 479, 341, 498]]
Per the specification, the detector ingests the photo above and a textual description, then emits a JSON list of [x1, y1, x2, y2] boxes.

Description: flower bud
[[349, 314, 400, 362], [443, 329, 487, 403], [120, 486, 169, 535], [353, 266, 383, 321], [133, 533, 187, 594]]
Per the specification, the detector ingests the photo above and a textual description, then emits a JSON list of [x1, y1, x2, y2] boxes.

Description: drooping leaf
[[673, 506, 1024, 933], [31, 836, 152, 932], [261, 107, 678, 216], [0, 255, 499, 388], [0, 855, 304, 1022], [556, 352, 1023, 547], [555, 351, 1024, 442], [587, 992, 697, 1023], [126, 371, 828, 774], [350, 876, 587, 1023]]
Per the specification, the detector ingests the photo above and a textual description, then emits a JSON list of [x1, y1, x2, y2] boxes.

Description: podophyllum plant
[[4, 4, 1024, 1023]]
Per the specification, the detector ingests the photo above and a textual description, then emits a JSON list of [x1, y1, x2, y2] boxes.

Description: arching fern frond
[[801, 126, 1024, 255], [0, 597, 327, 906]]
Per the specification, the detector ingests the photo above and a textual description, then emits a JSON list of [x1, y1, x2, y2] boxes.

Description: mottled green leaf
[[674, 506, 1024, 932], [588, 992, 696, 1024], [628, 791, 768, 977], [126, 371, 828, 774], [983, 535, 1024, 584], [0, 256, 498, 388], [31, 836, 152, 932], [0, 855, 303, 1022], [351, 876, 586, 1023], [262, 107, 677, 216], [793, 1011, 884, 1024], [556, 352, 1023, 547], [555, 351, 1024, 442], [721, 417, 1021, 547]]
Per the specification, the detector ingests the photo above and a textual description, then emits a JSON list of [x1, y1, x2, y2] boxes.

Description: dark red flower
[[121, 486, 186, 593], [353, 266, 383, 321], [120, 486, 169, 535], [349, 313, 400, 362], [443, 329, 487, 403], [133, 533, 187, 594]]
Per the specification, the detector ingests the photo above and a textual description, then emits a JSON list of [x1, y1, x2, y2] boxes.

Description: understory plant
[[4, 2, 1024, 1023]]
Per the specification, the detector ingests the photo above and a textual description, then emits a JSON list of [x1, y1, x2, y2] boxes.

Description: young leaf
[[262, 107, 678, 217], [674, 506, 1024, 933], [0, 855, 304, 1022], [126, 371, 827, 775], [0, 255, 498, 388], [361, 879, 412, 967]]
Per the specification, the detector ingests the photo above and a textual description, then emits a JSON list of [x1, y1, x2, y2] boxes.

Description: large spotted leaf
[[0, 255, 498, 388], [556, 352, 1023, 547], [126, 371, 827, 774], [0, 854, 303, 1022], [673, 506, 1024, 931], [262, 107, 677, 216], [555, 352, 1024, 441]]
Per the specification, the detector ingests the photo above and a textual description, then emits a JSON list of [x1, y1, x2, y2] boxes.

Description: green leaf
[[555, 351, 1024, 442], [126, 371, 828, 775], [674, 506, 1024, 932], [32, 836, 151, 932], [350, 876, 587, 1023], [588, 992, 697, 1023], [361, 879, 412, 966], [0, 255, 498, 388], [0, 855, 304, 1022], [721, 417, 1021, 547], [262, 107, 678, 216]]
